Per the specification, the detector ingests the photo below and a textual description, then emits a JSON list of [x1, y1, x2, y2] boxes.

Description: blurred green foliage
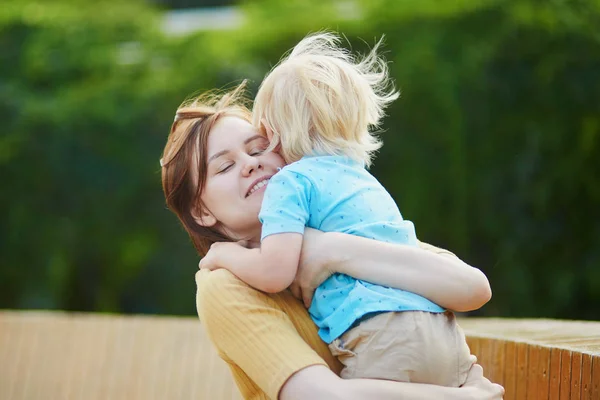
[[1, 0, 599, 318]]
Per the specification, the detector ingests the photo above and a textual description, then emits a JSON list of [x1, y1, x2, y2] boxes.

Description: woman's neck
[[246, 239, 261, 249]]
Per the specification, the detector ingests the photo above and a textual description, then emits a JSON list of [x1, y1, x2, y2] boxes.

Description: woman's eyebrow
[[208, 135, 266, 163], [208, 150, 229, 163], [244, 134, 266, 144]]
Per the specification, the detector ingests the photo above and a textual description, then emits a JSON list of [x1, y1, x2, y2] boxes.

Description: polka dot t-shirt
[[259, 155, 445, 344]]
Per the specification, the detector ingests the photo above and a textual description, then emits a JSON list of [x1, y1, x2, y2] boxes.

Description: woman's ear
[[192, 207, 217, 227]]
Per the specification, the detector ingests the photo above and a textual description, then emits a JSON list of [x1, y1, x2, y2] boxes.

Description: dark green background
[[1, 0, 598, 319]]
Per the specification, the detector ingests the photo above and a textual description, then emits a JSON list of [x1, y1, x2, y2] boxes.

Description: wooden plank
[[467, 336, 481, 363], [489, 339, 506, 386], [549, 347, 562, 400], [560, 350, 572, 399], [536, 346, 551, 399], [527, 344, 540, 397], [503, 341, 518, 400], [571, 352, 582, 400], [580, 353, 592, 400], [516, 342, 529, 400], [592, 355, 600, 400], [497, 340, 507, 386], [478, 338, 494, 379], [0, 318, 22, 400]]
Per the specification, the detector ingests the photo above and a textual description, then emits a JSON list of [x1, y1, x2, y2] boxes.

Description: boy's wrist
[[219, 243, 243, 271]]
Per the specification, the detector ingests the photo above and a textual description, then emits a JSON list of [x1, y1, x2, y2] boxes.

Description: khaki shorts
[[328, 311, 476, 387]]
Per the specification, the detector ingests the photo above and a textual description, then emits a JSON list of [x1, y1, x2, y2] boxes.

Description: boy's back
[[259, 155, 444, 343], [268, 155, 416, 245]]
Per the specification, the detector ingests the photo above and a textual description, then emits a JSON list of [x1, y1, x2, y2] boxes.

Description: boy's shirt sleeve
[[259, 169, 312, 241]]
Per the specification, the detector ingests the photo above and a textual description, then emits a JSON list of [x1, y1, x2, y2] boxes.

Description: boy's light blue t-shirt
[[259, 155, 445, 344]]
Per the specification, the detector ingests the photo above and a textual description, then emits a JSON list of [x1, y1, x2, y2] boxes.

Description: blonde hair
[[252, 32, 399, 167], [161, 81, 252, 255]]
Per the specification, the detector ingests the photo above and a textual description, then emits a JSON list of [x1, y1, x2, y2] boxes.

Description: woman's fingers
[[302, 288, 315, 308], [290, 279, 314, 308], [461, 364, 504, 399], [493, 383, 505, 399], [464, 363, 484, 382], [290, 278, 314, 308], [289, 281, 302, 300]]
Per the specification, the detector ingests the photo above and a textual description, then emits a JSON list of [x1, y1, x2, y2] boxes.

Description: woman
[[161, 83, 504, 399]]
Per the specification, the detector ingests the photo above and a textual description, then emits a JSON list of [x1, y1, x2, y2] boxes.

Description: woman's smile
[[246, 176, 272, 198]]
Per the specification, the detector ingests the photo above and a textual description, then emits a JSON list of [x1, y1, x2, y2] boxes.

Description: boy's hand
[[198, 242, 244, 271]]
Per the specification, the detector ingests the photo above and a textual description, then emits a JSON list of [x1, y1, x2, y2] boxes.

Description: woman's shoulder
[[195, 269, 257, 312], [195, 268, 239, 291], [195, 269, 278, 308], [195, 269, 272, 325]]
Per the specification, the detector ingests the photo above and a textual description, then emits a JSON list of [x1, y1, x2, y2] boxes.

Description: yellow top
[[195, 242, 457, 399]]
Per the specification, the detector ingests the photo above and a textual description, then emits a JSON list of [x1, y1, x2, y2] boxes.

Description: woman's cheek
[[265, 152, 285, 167]]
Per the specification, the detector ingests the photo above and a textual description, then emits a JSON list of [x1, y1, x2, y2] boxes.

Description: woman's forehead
[[208, 116, 259, 150]]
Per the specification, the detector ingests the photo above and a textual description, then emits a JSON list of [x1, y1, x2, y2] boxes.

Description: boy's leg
[[329, 311, 475, 386], [411, 311, 476, 386]]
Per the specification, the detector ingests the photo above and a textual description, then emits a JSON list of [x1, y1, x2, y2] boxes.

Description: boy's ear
[[262, 118, 283, 153], [192, 207, 217, 227], [261, 118, 274, 141]]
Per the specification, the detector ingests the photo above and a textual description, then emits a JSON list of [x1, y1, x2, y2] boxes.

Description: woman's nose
[[242, 155, 263, 176]]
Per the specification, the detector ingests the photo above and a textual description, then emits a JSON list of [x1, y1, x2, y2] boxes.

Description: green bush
[[1, 0, 599, 318]]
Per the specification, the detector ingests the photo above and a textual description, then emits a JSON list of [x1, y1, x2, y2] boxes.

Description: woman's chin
[[242, 192, 265, 219], [246, 186, 267, 202]]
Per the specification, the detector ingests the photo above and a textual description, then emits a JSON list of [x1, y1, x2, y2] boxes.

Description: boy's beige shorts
[[328, 311, 476, 387]]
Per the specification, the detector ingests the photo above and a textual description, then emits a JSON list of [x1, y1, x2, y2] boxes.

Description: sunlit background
[[1, 0, 599, 320]]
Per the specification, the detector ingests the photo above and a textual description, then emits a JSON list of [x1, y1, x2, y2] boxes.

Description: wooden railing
[[461, 318, 600, 399], [1, 311, 598, 399]]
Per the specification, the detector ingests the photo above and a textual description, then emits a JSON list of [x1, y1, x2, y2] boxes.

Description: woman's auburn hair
[[253, 31, 399, 167], [161, 81, 251, 256]]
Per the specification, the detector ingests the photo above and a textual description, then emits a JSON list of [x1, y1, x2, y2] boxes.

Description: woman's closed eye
[[249, 147, 265, 156], [217, 163, 234, 174]]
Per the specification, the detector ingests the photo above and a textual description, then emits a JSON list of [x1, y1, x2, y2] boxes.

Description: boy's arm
[[206, 233, 303, 293], [202, 167, 309, 292]]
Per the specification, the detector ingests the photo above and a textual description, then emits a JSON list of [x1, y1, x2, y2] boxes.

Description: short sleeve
[[259, 169, 312, 240], [195, 269, 331, 399]]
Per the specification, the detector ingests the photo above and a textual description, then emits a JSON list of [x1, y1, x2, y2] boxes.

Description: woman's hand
[[289, 229, 335, 307], [282, 363, 503, 400], [460, 364, 504, 399]]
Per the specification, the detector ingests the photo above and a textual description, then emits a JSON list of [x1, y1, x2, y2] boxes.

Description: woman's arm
[[196, 268, 502, 400], [294, 229, 492, 311], [281, 364, 503, 400]]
